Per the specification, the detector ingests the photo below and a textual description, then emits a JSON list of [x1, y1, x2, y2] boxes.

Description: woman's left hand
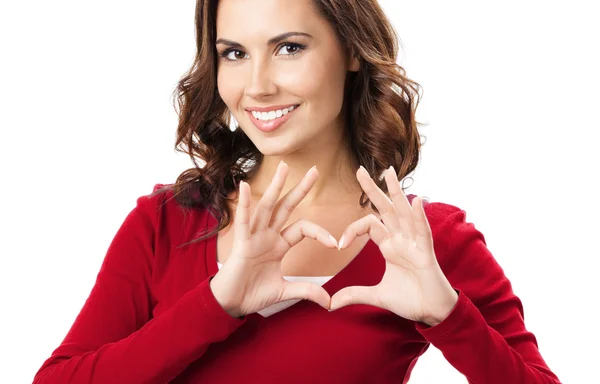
[[329, 166, 458, 327]]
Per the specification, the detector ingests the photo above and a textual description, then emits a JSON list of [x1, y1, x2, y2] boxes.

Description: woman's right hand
[[209, 161, 338, 318]]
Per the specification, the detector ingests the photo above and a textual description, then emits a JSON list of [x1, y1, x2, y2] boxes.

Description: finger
[[329, 286, 378, 311], [384, 166, 416, 239], [280, 282, 331, 310], [269, 166, 318, 231], [338, 214, 388, 250], [356, 166, 402, 234], [411, 196, 434, 251], [280, 219, 338, 249], [250, 161, 288, 231], [233, 181, 252, 240]]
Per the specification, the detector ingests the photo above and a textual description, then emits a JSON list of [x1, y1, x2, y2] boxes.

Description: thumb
[[280, 282, 331, 310], [329, 286, 377, 311]]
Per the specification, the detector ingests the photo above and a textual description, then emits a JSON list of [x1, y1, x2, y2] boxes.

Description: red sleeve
[[33, 191, 246, 384], [415, 206, 561, 383]]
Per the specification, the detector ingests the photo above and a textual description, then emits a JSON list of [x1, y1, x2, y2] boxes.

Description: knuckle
[[280, 202, 294, 214], [262, 201, 276, 210], [390, 190, 403, 199], [366, 213, 379, 222], [298, 183, 311, 196]]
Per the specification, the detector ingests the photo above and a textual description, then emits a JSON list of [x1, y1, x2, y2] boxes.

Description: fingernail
[[338, 235, 345, 250], [328, 235, 338, 247]]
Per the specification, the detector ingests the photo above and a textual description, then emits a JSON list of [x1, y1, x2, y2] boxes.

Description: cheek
[[217, 71, 238, 108], [296, 64, 346, 120], [280, 58, 346, 108]]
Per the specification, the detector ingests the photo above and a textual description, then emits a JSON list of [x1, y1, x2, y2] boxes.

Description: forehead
[[216, 0, 322, 37]]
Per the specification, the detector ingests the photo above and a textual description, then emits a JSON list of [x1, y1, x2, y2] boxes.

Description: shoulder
[[416, 196, 497, 281], [130, 183, 178, 224], [132, 183, 212, 247], [422, 199, 465, 240], [421, 198, 483, 248], [137, 183, 204, 215], [421, 199, 465, 228], [410, 195, 482, 267], [406, 194, 466, 235]]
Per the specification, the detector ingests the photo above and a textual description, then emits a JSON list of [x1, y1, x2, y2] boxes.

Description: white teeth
[[252, 105, 296, 121]]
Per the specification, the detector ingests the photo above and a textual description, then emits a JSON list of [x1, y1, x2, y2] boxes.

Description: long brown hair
[[155, 0, 426, 245]]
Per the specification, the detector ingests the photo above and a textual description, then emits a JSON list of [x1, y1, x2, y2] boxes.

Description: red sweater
[[34, 184, 561, 384]]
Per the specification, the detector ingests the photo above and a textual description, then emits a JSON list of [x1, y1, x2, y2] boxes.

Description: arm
[[33, 192, 246, 384], [415, 207, 561, 383]]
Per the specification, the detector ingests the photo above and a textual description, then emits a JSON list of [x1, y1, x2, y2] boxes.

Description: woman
[[34, 0, 561, 383]]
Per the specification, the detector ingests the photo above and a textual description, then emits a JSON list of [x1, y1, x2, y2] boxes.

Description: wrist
[[209, 274, 242, 318], [421, 289, 459, 327]]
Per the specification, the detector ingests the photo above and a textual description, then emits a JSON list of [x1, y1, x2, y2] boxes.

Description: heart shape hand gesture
[[210, 162, 457, 326]]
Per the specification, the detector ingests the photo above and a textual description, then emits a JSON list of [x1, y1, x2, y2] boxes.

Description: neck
[[247, 132, 362, 208]]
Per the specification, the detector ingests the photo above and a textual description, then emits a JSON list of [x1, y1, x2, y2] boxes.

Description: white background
[[1, 1, 598, 382]]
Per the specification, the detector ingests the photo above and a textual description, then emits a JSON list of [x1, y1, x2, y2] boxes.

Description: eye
[[222, 49, 248, 61], [218, 42, 306, 63], [278, 43, 303, 56]]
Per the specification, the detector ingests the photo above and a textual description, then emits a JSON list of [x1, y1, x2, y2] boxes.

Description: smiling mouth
[[247, 104, 300, 133], [249, 104, 300, 122]]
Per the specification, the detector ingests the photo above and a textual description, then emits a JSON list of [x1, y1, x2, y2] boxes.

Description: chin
[[238, 128, 289, 155], [254, 142, 296, 156]]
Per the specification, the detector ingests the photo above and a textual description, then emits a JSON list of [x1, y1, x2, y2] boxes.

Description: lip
[[246, 104, 300, 133], [245, 104, 298, 113]]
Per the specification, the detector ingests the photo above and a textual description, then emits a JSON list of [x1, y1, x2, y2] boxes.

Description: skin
[[216, 0, 361, 206], [213, 0, 458, 326]]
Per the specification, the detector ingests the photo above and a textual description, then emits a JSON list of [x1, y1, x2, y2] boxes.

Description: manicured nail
[[328, 235, 337, 247], [337, 235, 345, 250]]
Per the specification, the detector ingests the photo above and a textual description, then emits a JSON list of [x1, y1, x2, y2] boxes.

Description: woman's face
[[216, 0, 359, 156]]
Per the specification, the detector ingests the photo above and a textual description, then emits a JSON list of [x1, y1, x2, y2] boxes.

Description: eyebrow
[[215, 32, 312, 48]]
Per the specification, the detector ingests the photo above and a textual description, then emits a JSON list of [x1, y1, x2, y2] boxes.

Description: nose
[[244, 58, 277, 99]]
